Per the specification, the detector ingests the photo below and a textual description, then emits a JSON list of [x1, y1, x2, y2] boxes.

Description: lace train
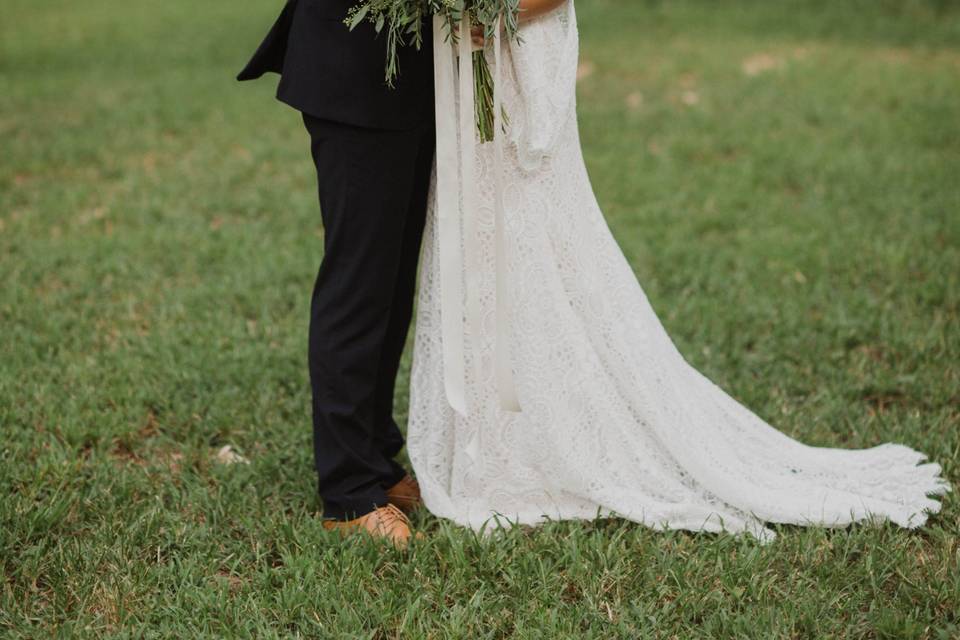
[[406, 2, 949, 541]]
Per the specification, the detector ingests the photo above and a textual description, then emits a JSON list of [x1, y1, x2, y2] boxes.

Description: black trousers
[[302, 113, 435, 521]]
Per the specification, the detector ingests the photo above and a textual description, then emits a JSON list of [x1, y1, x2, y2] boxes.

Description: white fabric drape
[[408, 1, 949, 541], [432, 14, 520, 416]]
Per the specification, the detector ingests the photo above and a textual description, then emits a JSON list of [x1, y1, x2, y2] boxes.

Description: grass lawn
[[2, 0, 959, 636]]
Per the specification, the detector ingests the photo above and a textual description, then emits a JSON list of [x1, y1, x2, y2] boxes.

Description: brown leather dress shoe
[[386, 474, 422, 514], [322, 504, 416, 548]]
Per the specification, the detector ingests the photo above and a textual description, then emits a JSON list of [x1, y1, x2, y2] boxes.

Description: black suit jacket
[[237, 0, 434, 130]]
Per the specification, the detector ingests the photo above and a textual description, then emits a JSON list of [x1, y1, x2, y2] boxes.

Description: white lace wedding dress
[[406, 2, 949, 541]]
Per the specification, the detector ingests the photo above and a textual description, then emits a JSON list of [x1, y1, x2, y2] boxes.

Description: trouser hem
[[321, 488, 391, 522]]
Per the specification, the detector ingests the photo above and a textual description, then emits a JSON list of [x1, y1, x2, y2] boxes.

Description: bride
[[405, 0, 949, 542]]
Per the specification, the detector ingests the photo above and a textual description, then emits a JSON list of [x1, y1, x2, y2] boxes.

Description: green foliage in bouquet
[[345, 0, 521, 142]]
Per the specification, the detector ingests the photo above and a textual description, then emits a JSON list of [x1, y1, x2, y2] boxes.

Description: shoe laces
[[375, 503, 410, 534]]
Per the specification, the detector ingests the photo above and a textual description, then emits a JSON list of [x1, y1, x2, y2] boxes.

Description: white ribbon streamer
[[490, 16, 521, 412], [457, 15, 483, 401], [432, 15, 467, 416], [432, 13, 521, 416]]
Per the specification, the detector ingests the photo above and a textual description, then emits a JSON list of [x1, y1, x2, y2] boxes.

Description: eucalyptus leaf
[[348, 4, 370, 30]]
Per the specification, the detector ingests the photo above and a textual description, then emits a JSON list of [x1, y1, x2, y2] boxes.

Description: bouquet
[[345, 0, 521, 142]]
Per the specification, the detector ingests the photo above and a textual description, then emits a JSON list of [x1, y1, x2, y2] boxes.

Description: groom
[[237, 0, 434, 546]]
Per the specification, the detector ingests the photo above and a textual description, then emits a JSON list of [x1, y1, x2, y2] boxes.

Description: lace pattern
[[406, 1, 949, 541]]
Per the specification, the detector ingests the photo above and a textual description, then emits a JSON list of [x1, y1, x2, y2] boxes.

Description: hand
[[517, 0, 569, 23], [470, 25, 485, 48], [453, 23, 491, 49]]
